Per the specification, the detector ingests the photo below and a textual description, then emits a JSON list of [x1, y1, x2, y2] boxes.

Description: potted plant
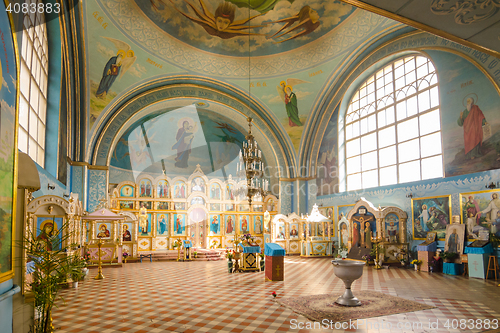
[[122, 252, 129, 263], [362, 254, 373, 265], [259, 249, 265, 271], [193, 251, 198, 259], [226, 249, 234, 273], [411, 259, 423, 271]]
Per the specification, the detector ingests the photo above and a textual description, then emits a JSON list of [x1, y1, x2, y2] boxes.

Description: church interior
[[1, 0, 500, 332]]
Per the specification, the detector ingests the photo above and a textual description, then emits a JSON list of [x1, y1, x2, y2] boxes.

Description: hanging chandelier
[[236, 117, 269, 207]]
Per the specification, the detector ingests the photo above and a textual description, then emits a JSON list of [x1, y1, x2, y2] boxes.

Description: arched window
[[18, 2, 48, 167], [343, 55, 443, 191]]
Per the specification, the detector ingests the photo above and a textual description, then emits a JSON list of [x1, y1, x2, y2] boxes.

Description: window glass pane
[[361, 133, 377, 153], [38, 146, 44, 167], [360, 117, 368, 135], [396, 101, 406, 120], [407, 96, 418, 117], [19, 96, 29, 130], [430, 86, 439, 108], [367, 114, 376, 132], [379, 126, 395, 148], [361, 151, 377, 171], [420, 132, 442, 158], [416, 62, 429, 79], [397, 117, 419, 142], [20, 63, 30, 97], [419, 109, 441, 136], [347, 174, 361, 191], [380, 165, 397, 186], [399, 160, 420, 183], [29, 109, 38, 139], [418, 90, 430, 111], [18, 128, 28, 153], [28, 137, 37, 161], [379, 145, 396, 167], [39, 97, 47, 123], [351, 120, 360, 137], [346, 138, 360, 158], [421, 155, 443, 180], [398, 138, 420, 163], [347, 156, 361, 174], [405, 70, 416, 84], [362, 170, 378, 189], [345, 124, 353, 140], [38, 122, 45, 148]]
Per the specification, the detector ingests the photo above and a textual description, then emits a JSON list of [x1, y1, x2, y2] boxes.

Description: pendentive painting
[[460, 190, 500, 239], [412, 195, 451, 240], [0, 4, 17, 282]]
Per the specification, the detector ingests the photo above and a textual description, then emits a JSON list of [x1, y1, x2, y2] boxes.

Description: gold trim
[[66, 156, 89, 166], [337, 0, 500, 58], [69, 0, 81, 159], [78, 0, 87, 151], [88, 165, 109, 170], [0, 0, 20, 284]]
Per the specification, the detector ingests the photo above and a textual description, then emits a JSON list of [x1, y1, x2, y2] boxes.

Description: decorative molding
[[430, 0, 500, 25]]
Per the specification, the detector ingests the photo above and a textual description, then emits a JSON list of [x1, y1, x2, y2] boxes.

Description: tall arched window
[[18, 2, 48, 167], [343, 55, 443, 191]]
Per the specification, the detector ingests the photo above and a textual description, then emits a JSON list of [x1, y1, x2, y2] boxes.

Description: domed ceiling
[[135, 0, 356, 57]]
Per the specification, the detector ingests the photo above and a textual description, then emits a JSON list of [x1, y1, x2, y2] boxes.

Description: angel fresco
[[95, 37, 137, 99], [167, 0, 263, 39], [265, 5, 320, 44], [277, 79, 309, 127]]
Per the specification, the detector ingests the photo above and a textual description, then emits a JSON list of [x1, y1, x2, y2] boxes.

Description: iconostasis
[[108, 166, 278, 253]]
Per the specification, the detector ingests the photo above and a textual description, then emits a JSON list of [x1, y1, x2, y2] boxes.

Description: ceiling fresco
[[136, 0, 356, 57]]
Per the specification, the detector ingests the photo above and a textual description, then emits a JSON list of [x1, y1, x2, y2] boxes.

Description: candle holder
[[95, 238, 105, 280]]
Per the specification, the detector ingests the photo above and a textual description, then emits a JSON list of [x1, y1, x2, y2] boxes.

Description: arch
[[87, 76, 297, 179]]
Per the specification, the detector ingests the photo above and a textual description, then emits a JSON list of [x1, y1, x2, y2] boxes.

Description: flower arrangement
[[259, 249, 265, 259], [271, 291, 277, 298], [411, 259, 422, 266], [240, 233, 255, 245], [82, 250, 91, 265], [122, 252, 129, 259], [362, 254, 373, 261], [226, 249, 234, 260], [172, 239, 182, 249]]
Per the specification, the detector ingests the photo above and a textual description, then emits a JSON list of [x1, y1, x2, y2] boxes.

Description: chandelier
[[236, 117, 269, 207]]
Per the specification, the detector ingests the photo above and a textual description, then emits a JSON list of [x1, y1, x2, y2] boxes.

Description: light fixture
[[236, 117, 269, 207], [47, 184, 55, 190]]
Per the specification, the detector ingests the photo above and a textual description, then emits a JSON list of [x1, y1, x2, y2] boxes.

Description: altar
[[238, 243, 260, 272]]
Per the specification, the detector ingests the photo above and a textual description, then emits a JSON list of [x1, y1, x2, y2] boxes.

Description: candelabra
[[236, 117, 269, 207]]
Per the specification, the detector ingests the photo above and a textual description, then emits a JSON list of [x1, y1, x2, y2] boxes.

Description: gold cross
[[275, 264, 281, 276]]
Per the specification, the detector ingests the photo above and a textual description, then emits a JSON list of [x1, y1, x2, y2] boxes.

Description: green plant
[[226, 249, 234, 260], [22, 220, 80, 333], [439, 251, 458, 261]]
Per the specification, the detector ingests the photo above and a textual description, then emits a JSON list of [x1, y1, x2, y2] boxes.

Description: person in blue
[[211, 216, 220, 235], [176, 215, 183, 234], [96, 50, 125, 99], [159, 215, 167, 235], [172, 121, 197, 168]]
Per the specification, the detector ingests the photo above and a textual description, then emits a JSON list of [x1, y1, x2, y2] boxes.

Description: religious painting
[[173, 117, 198, 168], [0, 5, 18, 283], [384, 213, 399, 243], [460, 189, 500, 240], [266, 200, 276, 212], [157, 201, 169, 210], [319, 208, 327, 217], [210, 203, 221, 211], [350, 206, 376, 249], [225, 204, 235, 211], [338, 218, 349, 249], [238, 204, 250, 212], [253, 205, 263, 212], [122, 223, 133, 241], [412, 195, 451, 240], [157, 180, 169, 198], [253, 216, 263, 234], [225, 184, 235, 200], [174, 202, 186, 210], [190, 196, 205, 205], [209, 214, 221, 236], [289, 223, 299, 239], [444, 224, 466, 258], [225, 215, 235, 235], [432, 50, 500, 177], [239, 215, 249, 234], [326, 207, 334, 219], [120, 185, 135, 197], [317, 104, 339, 196], [96, 222, 112, 239], [191, 177, 206, 193], [174, 181, 187, 198], [36, 217, 63, 251], [139, 179, 153, 197], [210, 183, 221, 199], [173, 214, 186, 235], [318, 223, 323, 236], [119, 201, 134, 210], [157, 214, 169, 236], [264, 234, 271, 244], [275, 220, 285, 239], [337, 204, 354, 224], [139, 214, 152, 236], [139, 201, 152, 210]]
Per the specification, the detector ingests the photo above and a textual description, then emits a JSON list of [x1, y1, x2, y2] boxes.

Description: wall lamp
[[47, 184, 55, 190]]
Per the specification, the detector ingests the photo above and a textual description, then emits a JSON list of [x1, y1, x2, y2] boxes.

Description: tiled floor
[[52, 257, 500, 332]]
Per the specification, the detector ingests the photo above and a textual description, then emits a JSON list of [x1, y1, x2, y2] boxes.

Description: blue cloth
[[443, 262, 463, 275], [417, 243, 437, 251], [182, 240, 192, 248], [239, 244, 261, 253], [265, 243, 285, 256], [464, 243, 493, 254]]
